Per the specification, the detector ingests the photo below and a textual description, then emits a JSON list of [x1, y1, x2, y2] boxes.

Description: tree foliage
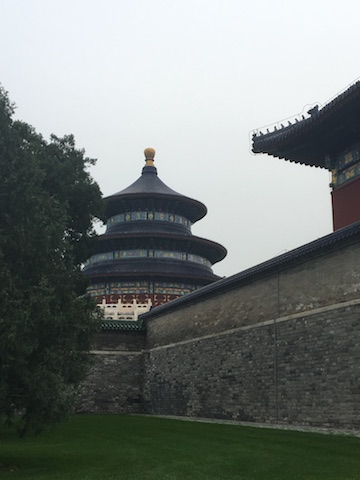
[[0, 86, 104, 434]]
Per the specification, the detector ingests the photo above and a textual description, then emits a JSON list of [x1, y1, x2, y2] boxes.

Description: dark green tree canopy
[[0, 86, 104, 434]]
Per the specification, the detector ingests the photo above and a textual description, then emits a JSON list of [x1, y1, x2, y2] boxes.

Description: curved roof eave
[[252, 80, 360, 167], [106, 192, 207, 223], [83, 262, 222, 283], [96, 231, 228, 264], [104, 165, 207, 223]]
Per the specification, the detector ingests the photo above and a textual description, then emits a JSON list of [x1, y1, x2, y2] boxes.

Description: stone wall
[[143, 236, 360, 429], [78, 227, 360, 429], [78, 331, 145, 414], [275, 304, 360, 428]]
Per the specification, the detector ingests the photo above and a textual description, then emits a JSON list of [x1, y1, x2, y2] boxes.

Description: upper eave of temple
[[105, 148, 207, 223], [252, 80, 360, 168]]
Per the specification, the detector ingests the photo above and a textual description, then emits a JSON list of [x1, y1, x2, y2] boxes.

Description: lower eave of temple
[[84, 269, 222, 284]]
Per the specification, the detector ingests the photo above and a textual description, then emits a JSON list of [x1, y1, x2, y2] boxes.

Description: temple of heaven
[[83, 148, 227, 307]]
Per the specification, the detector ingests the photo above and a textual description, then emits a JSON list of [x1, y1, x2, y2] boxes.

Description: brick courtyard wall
[[143, 238, 360, 429], [77, 331, 145, 414]]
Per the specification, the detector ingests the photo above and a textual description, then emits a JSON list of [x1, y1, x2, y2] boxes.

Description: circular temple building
[[83, 148, 227, 307]]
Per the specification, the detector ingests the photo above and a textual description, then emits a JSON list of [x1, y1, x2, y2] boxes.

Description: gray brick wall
[[144, 324, 276, 422], [78, 238, 360, 430], [77, 331, 145, 414], [275, 306, 360, 428], [144, 304, 360, 429], [143, 240, 360, 430]]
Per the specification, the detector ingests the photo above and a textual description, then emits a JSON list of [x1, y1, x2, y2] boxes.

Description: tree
[[0, 86, 105, 434]]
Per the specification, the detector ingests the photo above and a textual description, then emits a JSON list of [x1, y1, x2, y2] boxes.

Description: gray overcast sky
[[1, 0, 359, 277]]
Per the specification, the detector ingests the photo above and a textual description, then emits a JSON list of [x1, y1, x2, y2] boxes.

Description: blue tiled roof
[[105, 165, 207, 223]]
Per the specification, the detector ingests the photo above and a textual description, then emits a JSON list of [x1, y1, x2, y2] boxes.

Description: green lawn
[[0, 415, 359, 480]]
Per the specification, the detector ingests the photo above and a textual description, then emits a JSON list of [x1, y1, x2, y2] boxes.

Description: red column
[[332, 176, 360, 230]]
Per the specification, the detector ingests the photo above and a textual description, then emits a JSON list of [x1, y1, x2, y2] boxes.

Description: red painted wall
[[332, 176, 360, 230]]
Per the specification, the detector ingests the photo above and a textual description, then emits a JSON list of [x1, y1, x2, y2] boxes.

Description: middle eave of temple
[[252, 81, 360, 168], [95, 231, 227, 264]]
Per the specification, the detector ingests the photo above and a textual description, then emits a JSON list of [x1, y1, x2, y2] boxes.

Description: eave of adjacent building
[[252, 80, 360, 167]]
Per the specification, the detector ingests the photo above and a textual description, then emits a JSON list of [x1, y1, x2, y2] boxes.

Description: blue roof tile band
[[100, 319, 146, 332]]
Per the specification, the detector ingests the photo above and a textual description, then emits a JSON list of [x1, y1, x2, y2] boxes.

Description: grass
[[0, 415, 359, 480]]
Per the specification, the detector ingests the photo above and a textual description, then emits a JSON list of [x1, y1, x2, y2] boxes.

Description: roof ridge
[[142, 221, 360, 319]]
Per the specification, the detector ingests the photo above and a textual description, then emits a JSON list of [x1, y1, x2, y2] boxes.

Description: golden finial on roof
[[144, 147, 156, 167]]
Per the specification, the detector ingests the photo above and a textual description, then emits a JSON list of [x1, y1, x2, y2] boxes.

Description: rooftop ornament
[[144, 147, 156, 167]]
